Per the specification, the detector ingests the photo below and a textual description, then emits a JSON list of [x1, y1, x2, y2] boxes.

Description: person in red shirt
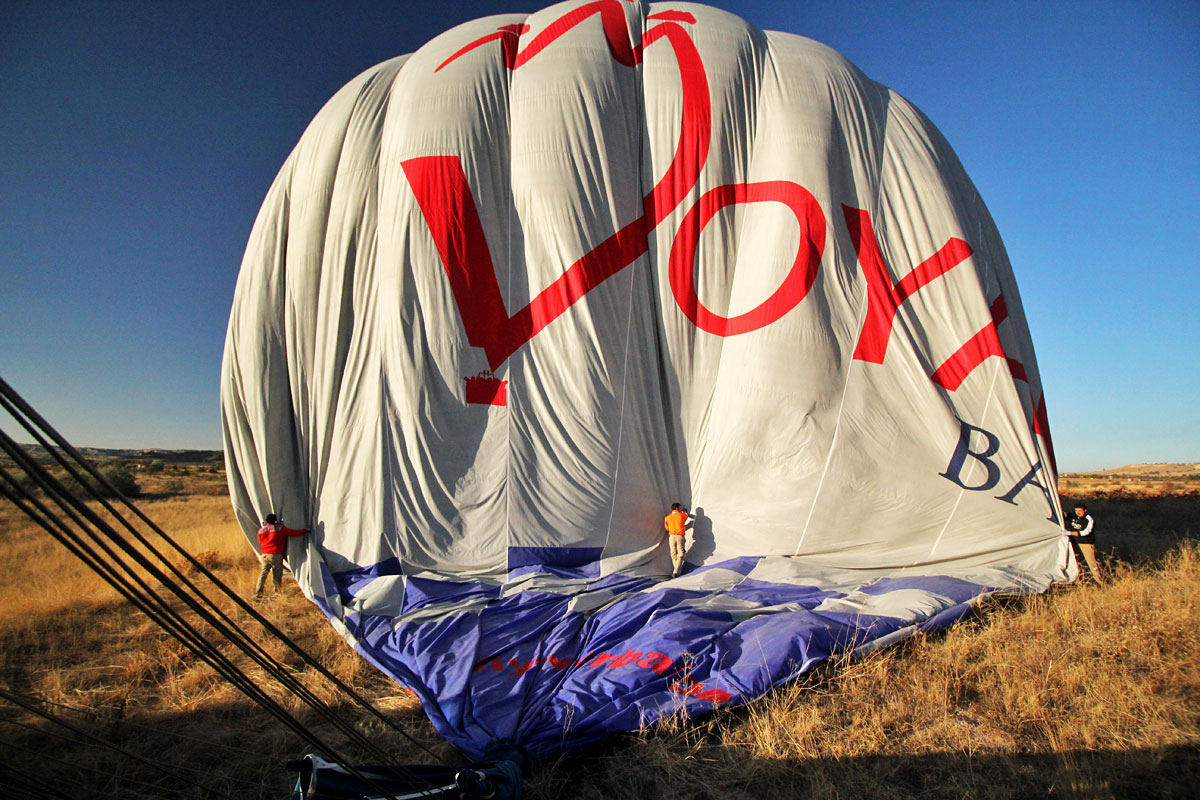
[[255, 513, 307, 598], [663, 503, 690, 578]]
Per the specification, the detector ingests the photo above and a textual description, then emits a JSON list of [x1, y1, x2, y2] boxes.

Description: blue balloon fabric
[[314, 553, 1033, 759]]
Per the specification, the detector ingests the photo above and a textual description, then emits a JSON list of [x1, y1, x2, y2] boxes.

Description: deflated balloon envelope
[[221, 0, 1069, 760]]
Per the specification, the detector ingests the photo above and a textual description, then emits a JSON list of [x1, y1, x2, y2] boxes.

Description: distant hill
[[10, 445, 223, 466], [1067, 463, 1200, 477], [7, 446, 1194, 477]]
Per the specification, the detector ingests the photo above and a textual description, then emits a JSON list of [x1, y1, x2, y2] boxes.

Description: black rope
[[0, 421, 398, 760], [1, 692, 266, 757], [0, 457, 433, 800], [0, 430, 448, 796], [0, 759, 80, 800], [0, 398, 387, 755], [0, 716, 268, 794], [0, 455, 368, 767], [0, 460, 427, 796], [0, 686, 244, 799], [0, 375, 443, 763], [0, 739, 210, 800]]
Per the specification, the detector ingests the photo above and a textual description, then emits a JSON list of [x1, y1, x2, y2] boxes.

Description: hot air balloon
[[222, 0, 1069, 765]]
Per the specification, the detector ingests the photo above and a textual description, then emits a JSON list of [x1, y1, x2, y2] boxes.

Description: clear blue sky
[[2, 1, 1197, 472]]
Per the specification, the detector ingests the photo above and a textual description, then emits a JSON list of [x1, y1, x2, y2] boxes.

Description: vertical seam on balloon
[[380, 363, 396, 579], [794, 69, 878, 557], [643, 12, 676, 522], [795, 82, 900, 556], [694, 22, 761, 515], [793, 350, 857, 555], [599, 7, 645, 571], [503, 20, 523, 570], [600, 241, 638, 568], [923, 357, 1002, 564], [318, 66, 384, 518]]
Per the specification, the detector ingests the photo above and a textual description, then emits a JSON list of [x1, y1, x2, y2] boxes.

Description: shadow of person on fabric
[[684, 506, 715, 569]]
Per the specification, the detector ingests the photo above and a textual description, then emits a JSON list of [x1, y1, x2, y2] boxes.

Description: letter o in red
[[668, 181, 826, 336]]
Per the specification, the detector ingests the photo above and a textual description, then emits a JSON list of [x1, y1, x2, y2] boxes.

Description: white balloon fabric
[[222, 0, 1070, 760]]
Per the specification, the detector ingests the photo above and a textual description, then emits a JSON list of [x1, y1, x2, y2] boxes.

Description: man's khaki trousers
[[255, 552, 284, 597], [669, 534, 686, 576]]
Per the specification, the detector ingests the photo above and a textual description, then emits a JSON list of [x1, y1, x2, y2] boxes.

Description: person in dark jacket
[[254, 513, 307, 598], [1066, 503, 1103, 584]]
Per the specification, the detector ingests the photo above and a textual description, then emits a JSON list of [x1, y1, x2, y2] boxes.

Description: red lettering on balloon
[[422, 8, 1057, 479], [588, 652, 618, 667], [508, 658, 540, 676], [1033, 392, 1057, 476], [930, 295, 1027, 390], [513, 0, 640, 69], [437, 3, 698, 73], [635, 652, 674, 674], [670, 679, 704, 696], [843, 205, 974, 364], [646, 10, 698, 24], [403, 155, 648, 370], [408, 9, 711, 371], [437, 24, 530, 72], [844, 207, 1055, 467], [473, 648, 676, 679], [669, 182, 826, 335], [608, 649, 642, 668]]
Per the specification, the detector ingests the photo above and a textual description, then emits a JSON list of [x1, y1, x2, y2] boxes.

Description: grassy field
[[1058, 463, 1200, 499], [0, 463, 1197, 798]]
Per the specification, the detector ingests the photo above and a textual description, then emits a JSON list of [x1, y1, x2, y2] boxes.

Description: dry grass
[[1, 466, 1197, 798], [530, 543, 1199, 799], [1058, 467, 1200, 499], [0, 470, 451, 799]]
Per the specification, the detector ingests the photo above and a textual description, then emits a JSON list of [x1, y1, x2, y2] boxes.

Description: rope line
[[0, 449, 426, 800], [0, 377, 452, 799], [6, 691, 269, 756], [0, 691, 256, 756], [0, 758, 80, 800], [0, 687, 251, 798], [0, 739, 213, 800], [0, 455, 389, 785], [0, 422, 357, 739], [0, 376, 441, 763], [0, 455, 422, 800]]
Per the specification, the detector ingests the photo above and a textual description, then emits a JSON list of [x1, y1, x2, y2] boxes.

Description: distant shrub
[[146, 460, 165, 473], [55, 470, 91, 499], [10, 470, 43, 498], [94, 464, 141, 498], [65, 464, 140, 499], [163, 479, 185, 495]]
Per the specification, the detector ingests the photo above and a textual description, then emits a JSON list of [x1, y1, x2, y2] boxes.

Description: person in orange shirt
[[254, 513, 308, 598], [664, 502, 690, 578]]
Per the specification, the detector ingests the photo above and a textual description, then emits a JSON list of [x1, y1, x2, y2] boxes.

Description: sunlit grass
[[0, 466, 1197, 798]]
